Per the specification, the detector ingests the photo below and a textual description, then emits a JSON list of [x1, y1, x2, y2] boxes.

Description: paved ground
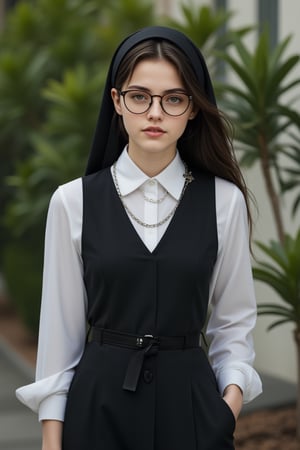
[[0, 339, 41, 450], [0, 335, 297, 450]]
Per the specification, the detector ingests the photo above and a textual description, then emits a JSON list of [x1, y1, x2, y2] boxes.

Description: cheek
[[173, 117, 190, 137], [120, 114, 136, 136], [115, 114, 128, 138]]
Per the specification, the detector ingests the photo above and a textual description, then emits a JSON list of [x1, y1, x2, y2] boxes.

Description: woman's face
[[111, 58, 196, 164]]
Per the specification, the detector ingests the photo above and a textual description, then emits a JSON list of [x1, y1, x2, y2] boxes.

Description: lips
[[143, 127, 166, 137]]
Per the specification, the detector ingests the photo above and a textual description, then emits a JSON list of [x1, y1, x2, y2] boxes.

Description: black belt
[[90, 327, 201, 392]]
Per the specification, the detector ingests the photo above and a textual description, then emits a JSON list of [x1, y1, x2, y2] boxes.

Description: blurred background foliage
[[1, 0, 300, 338], [217, 31, 300, 243]]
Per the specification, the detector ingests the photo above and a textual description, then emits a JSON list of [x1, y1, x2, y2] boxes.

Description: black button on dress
[[62, 168, 236, 450], [143, 369, 153, 383]]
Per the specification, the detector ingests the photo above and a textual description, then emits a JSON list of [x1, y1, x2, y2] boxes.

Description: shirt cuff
[[16, 370, 74, 419], [38, 393, 67, 422], [216, 364, 263, 404]]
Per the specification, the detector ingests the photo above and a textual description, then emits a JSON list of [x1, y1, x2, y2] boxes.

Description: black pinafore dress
[[62, 168, 236, 450]]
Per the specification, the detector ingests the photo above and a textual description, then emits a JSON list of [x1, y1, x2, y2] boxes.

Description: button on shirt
[[15, 148, 262, 422]]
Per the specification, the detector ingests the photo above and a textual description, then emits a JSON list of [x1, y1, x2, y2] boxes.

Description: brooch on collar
[[183, 169, 194, 184]]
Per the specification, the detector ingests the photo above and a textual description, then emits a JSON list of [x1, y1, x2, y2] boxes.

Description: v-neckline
[[109, 170, 189, 256]]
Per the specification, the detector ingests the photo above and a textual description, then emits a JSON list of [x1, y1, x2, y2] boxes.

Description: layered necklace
[[140, 186, 168, 204], [112, 162, 194, 229]]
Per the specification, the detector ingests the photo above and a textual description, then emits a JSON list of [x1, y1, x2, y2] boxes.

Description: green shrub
[[3, 233, 43, 332]]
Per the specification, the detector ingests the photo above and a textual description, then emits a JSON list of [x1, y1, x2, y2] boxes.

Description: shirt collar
[[115, 147, 186, 200]]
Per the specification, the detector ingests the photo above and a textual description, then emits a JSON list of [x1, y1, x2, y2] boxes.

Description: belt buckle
[[136, 334, 158, 348], [136, 337, 144, 347]]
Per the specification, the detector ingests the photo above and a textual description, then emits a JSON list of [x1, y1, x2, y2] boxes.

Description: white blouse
[[16, 149, 262, 421]]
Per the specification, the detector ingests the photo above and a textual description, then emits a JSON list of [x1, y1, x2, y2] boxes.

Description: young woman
[[16, 26, 262, 450]]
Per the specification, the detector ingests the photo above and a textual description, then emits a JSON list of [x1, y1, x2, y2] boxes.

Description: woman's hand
[[41, 419, 63, 450], [222, 384, 243, 421]]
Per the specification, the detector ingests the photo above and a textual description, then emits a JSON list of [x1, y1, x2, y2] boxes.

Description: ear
[[111, 88, 123, 115], [189, 107, 199, 121]]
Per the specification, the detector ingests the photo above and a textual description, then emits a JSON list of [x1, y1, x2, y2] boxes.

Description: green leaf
[[255, 240, 289, 270], [253, 232, 300, 326], [267, 318, 294, 331], [258, 303, 295, 317], [221, 52, 258, 97]]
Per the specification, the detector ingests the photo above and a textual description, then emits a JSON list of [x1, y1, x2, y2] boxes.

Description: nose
[[147, 96, 163, 119]]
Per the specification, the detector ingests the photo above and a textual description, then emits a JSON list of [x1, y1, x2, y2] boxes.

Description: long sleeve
[[207, 177, 262, 403], [16, 178, 87, 421]]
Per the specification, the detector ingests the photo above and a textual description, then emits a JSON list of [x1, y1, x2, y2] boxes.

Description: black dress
[[62, 168, 236, 450]]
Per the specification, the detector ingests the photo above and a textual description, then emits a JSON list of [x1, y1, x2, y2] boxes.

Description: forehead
[[125, 58, 185, 90]]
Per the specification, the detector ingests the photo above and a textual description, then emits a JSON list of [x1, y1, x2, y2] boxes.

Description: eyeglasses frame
[[118, 89, 193, 117]]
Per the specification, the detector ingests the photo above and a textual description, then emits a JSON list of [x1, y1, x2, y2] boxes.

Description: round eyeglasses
[[119, 90, 193, 116]]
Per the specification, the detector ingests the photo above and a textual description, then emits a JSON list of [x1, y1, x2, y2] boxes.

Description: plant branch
[[258, 133, 285, 243]]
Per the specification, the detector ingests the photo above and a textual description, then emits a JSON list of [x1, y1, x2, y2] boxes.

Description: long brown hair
[[113, 39, 253, 239]]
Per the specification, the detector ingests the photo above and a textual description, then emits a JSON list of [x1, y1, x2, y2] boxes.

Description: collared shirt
[[16, 148, 262, 421], [114, 148, 185, 252]]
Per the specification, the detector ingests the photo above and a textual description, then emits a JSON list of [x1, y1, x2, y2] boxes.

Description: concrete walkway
[[0, 339, 41, 450], [0, 336, 297, 449]]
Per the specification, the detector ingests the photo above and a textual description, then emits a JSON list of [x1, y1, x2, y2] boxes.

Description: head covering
[[85, 26, 216, 175]]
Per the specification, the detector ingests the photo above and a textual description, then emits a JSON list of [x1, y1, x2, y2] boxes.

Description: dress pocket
[[219, 396, 237, 431], [190, 375, 235, 449]]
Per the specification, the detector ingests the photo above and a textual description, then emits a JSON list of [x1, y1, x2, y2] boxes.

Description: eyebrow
[[126, 85, 188, 94]]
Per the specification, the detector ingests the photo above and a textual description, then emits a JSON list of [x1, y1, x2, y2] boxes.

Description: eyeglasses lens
[[123, 91, 191, 116]]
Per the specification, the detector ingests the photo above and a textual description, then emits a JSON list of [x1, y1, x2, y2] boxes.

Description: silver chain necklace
[[139, 186, 168, 204], [112, 162, 194, 228]]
